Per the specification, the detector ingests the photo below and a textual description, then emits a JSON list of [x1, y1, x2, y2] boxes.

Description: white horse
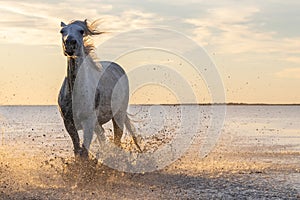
[[58, 19, 141, 158]]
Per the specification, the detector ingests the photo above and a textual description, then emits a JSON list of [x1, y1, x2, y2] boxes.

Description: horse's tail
[[125, 114, 142, 152]]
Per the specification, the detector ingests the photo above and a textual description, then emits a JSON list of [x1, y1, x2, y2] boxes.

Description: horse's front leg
[[58, 78, 82, 157], [81, 116, 97, 158], [63, 118, 82, 156]]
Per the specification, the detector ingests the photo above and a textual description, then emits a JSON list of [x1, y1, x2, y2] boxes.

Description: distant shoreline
[[1, 103, 300, 107]]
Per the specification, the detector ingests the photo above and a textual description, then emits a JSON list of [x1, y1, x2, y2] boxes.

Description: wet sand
[[0, 145, 299, 199], [0, 105, 299, 199]]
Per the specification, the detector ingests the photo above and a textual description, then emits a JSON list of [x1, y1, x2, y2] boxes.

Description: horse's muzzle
[[63, 38, 77, 56], [64, 49, 75, 56]]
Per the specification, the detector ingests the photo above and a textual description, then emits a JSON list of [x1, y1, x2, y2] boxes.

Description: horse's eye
[[79, 30, 84, 35]]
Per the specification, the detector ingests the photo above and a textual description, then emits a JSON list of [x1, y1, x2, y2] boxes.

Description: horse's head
[[60, 21, 86, 57], [60, 19, 104, 57]]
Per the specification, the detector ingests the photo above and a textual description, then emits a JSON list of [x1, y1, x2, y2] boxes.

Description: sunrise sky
[[0, 0, 299, 105]]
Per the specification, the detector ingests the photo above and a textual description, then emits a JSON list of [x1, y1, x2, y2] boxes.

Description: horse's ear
[[61, 22, 67, 27], [84, 19, 88, 25]]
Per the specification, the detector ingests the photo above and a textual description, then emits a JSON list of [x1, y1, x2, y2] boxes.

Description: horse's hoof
[[74, 149, 81, 160], [74, 147, 89, 160], [80, 148, 89, 158]]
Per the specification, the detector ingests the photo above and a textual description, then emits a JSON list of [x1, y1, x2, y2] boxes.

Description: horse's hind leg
[[112, 114, 125, 148], [113, 112, 142, 151], [94, 124, 106, 144], [124, 115, 142, 152]]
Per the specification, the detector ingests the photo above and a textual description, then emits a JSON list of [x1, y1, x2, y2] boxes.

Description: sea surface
[[0, 105, 299, 159], [0, 105, 299, 198]]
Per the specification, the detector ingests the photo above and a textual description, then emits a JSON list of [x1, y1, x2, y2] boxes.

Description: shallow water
[[0, 105, 299, 154], [0, 105, 299, 199]]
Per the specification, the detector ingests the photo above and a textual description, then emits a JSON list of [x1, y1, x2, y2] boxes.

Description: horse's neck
[[67, 54, 102, 92], [67, 56, 83, 91]]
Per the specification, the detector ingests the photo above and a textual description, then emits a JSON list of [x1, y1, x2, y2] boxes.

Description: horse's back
[[98, 61, 129, 93], [100, 61, 126, 77]]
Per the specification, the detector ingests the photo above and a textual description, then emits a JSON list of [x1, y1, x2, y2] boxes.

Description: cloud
[[0, 0, 162, 46], [1, 1, 299, 67], [185, 5, 300, 55], [275, 68, 300, 79], [284, 57, 300, 64]]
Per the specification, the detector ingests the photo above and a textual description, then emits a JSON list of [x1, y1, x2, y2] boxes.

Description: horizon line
[[1, 103, 300, 106]]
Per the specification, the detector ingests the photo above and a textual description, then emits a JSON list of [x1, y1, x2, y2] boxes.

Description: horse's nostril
[[66, 38, 77, 45], [70, 40, 77, 45]]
